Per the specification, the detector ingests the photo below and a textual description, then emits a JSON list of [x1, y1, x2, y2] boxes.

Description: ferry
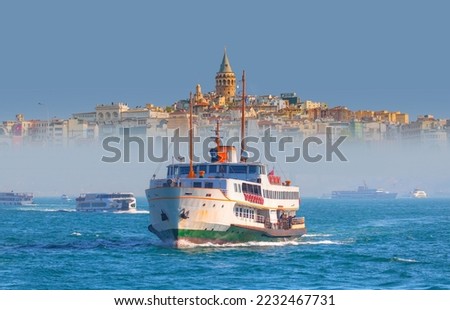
[[0, 191, 34, 205], [331, 184, 397, 199], [145, 72, 306, 247], [411, 189, 427, 199], [75, 193, 136, 212]]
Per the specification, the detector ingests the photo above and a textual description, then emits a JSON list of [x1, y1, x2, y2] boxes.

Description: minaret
[[215, 49, 236, 102]]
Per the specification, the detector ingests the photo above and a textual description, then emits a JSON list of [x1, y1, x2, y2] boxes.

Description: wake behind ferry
[[145, 72, 306, 247]]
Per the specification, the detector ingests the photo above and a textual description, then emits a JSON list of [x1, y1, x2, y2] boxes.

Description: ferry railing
[[256, 215, 265, 224], [291, 217, 305, 225]]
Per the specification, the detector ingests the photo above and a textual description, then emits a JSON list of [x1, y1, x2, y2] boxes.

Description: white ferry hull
[[146, 186, 306, 247]]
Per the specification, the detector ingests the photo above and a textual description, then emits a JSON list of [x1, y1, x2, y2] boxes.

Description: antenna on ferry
[[215, 119, 221, 149], [188, 92, 196, 179], [240, 70, 246, 162]]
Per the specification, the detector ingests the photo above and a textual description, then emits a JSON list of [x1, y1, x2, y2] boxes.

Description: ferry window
[[261, 166, 266, 174], [193, 182, 202, 188], [198, 165, 207, 173], [238, 184, 242, 193], [242, 183, 248, 193], [249, 165, 261, 174], [208, 165, 217, 173], [168, 166, 173, 177], [205, 182, 213, 188], [234, 184, 238, 192], [179, 166, 190, 175], [219, 165, 227, 174], [229, 165, 247, 174]]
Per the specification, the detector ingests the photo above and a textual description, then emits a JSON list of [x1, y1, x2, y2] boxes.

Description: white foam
[[300, 240, 346, 245], [304, 233, 333, 237], [174, 238, 348, 249], [393, 257, 418, 263], [71, 232, 82, 236]]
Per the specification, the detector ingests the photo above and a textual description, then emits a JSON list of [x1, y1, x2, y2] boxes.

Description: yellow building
[[354, 110, 375, 120], [394, 112, 409, 124], [374, 110, 409, 124]]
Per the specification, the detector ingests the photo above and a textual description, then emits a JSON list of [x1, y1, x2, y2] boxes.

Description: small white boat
[[411, 189, 427, 199], [61, 194, 71, 201]]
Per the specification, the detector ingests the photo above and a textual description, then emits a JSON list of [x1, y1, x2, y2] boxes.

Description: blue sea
[[0, 197, 449, 290]]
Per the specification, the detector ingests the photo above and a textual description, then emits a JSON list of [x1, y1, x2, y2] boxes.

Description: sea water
[[0, 197, 449, 290]]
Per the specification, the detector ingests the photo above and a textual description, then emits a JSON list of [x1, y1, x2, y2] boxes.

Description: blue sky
[[1, 0, 449, 121]]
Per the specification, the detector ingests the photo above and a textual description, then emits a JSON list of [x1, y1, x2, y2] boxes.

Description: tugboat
[[145, 71, 306, 247]]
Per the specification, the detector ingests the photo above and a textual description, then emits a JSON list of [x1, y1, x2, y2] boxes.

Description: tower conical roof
[[219, 49, 233, 73]]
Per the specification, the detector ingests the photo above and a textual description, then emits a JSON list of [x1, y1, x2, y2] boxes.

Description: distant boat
[[411, 189, 427, 199], [331, 184, 397, 199], [61, 194, 71, 201], [0, 191, 34, 205], [75, 193, 136, 212]]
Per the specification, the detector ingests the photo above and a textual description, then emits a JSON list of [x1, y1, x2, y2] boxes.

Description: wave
[[392, 257, 418, 263], [18, 207, 76, 212], [115, 210, 149, 214], [303, 233, 333, 237]]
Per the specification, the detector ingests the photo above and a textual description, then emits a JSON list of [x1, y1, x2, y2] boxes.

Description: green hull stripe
[[171, 226, 304, 243]]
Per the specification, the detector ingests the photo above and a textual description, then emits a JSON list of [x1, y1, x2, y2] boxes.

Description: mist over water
[[1, 137, 449, 198]]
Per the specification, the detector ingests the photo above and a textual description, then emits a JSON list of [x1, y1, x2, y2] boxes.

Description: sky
[[1, 0, 449, 121]]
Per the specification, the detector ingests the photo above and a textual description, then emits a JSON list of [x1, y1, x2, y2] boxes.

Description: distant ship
[[411, 189, 427, 199], [0, 191, 34, 205], [331, 184, 397, 199], [75, 193, 136, 212]]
